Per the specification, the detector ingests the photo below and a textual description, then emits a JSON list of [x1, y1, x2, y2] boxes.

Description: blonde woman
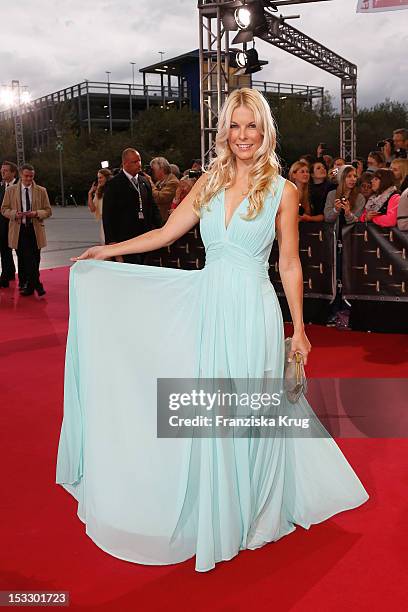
[[390, 158, 408, 194], [57, 88, 368, 573], [288, 160, 312, 218]]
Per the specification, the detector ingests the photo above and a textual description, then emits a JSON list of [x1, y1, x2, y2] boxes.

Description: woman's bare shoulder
[[282, 179, 298, 197]]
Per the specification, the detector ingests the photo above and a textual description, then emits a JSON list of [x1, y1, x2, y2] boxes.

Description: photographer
[[393, 128, 408, 159], [377, 138, 394, 166], [87, 168, 112, 244]]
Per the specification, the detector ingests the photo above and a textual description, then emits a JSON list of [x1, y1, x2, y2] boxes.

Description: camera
[[188, 169, 202, 179], [376, 140, 386, 149], [395, 148, 407, 159], [143, 165, 153, 177]]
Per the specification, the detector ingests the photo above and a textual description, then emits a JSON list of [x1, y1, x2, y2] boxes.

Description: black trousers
[[17, 224, 41, 289], [0, 216, 16, 280]]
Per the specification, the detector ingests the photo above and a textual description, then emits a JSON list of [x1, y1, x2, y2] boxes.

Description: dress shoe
[[35, 284, 46, 297], [20, 287, 34, 296], [19, 280, 27, 290], [0, 278, 9, 288]]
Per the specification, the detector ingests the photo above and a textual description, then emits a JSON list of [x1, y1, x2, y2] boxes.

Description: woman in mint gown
[[56, 88, 369, 572]]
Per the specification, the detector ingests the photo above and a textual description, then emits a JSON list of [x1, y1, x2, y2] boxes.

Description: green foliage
[[0, 120, 18, 162], [1, 96, 405, 199], [356, 99, 408, 158]]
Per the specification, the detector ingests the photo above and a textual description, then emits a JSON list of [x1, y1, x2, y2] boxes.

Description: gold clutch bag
[[284, 337, 307, 404]]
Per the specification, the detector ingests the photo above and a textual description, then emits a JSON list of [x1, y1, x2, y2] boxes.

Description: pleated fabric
[[56, 175, 369, 572]]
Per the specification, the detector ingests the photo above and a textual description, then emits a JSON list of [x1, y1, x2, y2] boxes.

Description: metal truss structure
[[198, 0, 357, 163], [11, 81, 26, 166]]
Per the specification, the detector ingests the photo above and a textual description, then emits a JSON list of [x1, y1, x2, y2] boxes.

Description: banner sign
[[342, 223, 408, 302], [357, 0, 408, 13], [268, 222, 336, 300]]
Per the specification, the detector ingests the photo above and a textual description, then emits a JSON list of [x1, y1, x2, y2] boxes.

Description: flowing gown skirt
[[56, 257, 369, 572]]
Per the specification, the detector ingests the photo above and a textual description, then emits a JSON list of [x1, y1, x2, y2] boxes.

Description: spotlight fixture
[[231, 47, 263, 76], [235, 51, 248, 68], [231, 1, 269, 45], [234, 6, 252, 29]]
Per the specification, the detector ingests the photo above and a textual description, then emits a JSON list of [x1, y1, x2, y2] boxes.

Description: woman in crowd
[[367, 151, 385, 172], [288, 161, 313, 221], [358, 172, 375, 202], [324, 165, 365, 327], [309, 159, 335, 219], [87, 168, 112, 244], [390, 158, 408, 194], [359, 169, 400, 228]]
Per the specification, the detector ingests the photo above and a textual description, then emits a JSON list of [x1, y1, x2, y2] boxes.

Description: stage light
[[231, 1, 269, 44], [236, 51, 247, 68], [231, 48, 263, 76], [235, 6, 251, 29]]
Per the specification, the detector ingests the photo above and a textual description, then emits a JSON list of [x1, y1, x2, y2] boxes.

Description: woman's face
[[344, 169, 357, 190], [360, 181, 373, 199], [294, 166, 310, 185], [312, 162, 327, 181], [371, 176, 381, 193], [228, 105, 263, 162], [97, 172, 107, 186], [390, 162, 401, 181], [367, 156, 380, 170]]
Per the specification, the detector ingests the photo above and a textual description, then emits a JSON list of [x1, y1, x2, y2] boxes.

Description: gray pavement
[[35, 205, 100, 269]]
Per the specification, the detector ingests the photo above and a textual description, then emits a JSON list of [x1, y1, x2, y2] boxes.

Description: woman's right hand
[[334, 199, 343, 212], [70, 245, 110, 261]]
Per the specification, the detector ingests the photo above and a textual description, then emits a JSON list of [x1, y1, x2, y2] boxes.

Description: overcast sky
[[1, 0, 407, 109]]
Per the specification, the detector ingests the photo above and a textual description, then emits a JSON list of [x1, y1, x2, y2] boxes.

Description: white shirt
[[21, 183, 33, 224], [21, 183, 33, 211], [123, 169, 138, 185]]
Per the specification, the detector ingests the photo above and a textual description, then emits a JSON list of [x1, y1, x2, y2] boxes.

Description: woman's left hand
[[366, 211, 379, 221], [289, 330, 312, 366]]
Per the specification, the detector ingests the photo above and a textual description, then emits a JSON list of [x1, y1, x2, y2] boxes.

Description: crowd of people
[[284, 128, 408, 328], [1, 127, 407, 311]]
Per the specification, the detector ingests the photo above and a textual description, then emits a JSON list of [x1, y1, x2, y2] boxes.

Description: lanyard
[[130, 177, 144, 219]]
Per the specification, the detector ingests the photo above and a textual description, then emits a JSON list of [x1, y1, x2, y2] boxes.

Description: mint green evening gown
[[56, 175, 369, 572]]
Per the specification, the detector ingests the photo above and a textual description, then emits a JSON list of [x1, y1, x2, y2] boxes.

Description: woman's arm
[[276, 180, 311, 364], [299, 213, 324, 223], [373, 194, 400, 227], [72, 174, 207, 261], [323, 191, 340, 223]]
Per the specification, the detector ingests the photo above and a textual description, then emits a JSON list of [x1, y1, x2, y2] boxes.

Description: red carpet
[[0, 267, 407, 611]]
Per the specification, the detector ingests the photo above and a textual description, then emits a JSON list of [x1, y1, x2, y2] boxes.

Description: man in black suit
[[0, 161, 19, 287], [102, 148, 163, 264]]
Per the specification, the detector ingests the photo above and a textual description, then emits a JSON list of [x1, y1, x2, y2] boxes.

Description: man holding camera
[[393, 129, 408, 159]]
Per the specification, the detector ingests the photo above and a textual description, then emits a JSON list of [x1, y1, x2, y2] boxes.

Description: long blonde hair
[[391, 158, 408, 188], [288, 160, 311, 212], [193, 88, 281, 219]]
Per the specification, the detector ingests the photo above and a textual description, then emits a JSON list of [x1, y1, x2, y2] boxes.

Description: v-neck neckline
[[223, 188, 247, 232]]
